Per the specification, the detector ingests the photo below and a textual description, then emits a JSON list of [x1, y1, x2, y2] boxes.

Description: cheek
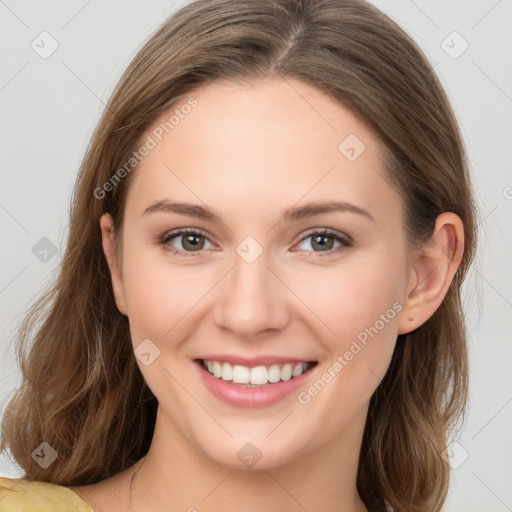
[[293, 269, 403, 427], [289, 250, 405, 411], [291, 251, 406, 349], [121, 245, 220, 346]]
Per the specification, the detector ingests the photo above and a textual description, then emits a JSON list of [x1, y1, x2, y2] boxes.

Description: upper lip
[[195, 354, 316, 368]]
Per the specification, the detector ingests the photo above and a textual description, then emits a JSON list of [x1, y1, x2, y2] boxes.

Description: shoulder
[[0, 476, 94, 512]]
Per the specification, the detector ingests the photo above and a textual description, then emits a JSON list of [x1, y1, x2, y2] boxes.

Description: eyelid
[[161, 227, 216, 242], [295, 227, 352, 244], [291, 228, 352, 256], [159, 227, 352, 257]]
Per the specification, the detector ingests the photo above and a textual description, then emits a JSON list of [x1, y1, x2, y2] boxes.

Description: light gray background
[[0, 1, 511, 511]]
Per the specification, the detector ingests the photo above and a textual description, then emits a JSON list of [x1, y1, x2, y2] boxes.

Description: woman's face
[[105, 78, 415, 469]]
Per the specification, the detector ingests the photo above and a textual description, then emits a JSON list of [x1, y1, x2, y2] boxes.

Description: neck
[[131, 407, 369, 512]]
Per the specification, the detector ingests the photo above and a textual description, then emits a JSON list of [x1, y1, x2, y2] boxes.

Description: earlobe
[[100, 213, 128, 315], [397, 212, 464, 335]]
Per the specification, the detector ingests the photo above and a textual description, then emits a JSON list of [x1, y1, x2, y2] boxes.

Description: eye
[[294, 229, 352, 256], [160, 229, 215, 256], [159, 228, 352, 258]]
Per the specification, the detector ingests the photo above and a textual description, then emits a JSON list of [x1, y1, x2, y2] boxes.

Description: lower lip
[[195, 360, 316, 408]]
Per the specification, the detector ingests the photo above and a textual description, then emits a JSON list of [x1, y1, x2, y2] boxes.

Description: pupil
[[183, 234, 203, 251], [180, 234, 335, 252], [312, 235, 333, 251]]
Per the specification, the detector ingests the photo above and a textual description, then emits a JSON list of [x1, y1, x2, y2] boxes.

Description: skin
[[70, 78, 464, 512]]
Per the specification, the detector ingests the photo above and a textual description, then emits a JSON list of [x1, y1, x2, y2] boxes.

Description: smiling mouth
[[196, 359, 318, 387]]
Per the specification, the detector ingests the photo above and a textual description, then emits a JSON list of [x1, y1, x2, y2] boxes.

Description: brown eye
[[160, 229, 215, 255], [179, 233, 206, 251], [310, 234, 335, 251], [295, 229, 352, 255]]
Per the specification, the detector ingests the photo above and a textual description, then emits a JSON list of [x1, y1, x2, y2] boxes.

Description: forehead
[[126, 78, 400, 225]]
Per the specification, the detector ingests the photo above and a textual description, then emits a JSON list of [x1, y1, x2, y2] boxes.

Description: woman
[[0, 0, 476, 510]]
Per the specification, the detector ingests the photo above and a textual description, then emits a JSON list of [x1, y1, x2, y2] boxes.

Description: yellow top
[[0, 475, 395, 512], [0, 476, 93, 512]]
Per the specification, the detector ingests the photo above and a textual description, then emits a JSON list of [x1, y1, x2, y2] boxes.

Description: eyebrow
[[142, 199, 374, 223]]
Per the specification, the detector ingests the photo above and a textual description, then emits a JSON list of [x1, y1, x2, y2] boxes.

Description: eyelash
[[159, 228, 352, 258]]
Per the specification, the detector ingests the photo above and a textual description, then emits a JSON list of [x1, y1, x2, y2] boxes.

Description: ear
[[397, 212, 464, 335], [100, 213, 128, 315]]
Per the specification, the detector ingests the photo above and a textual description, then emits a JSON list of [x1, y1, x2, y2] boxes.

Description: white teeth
[[202, 360, 311, 385], [267, 364, 281, 383], [232, 365, 249, 384], [292, 363, 304, 377], [281, 363, 292, 381], [249, 366, 268, 385], [221, 362, 233, 381], [212, 361, 222, 378]]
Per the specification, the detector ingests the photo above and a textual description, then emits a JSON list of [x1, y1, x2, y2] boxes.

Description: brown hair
[[1, 0, 476, 510]]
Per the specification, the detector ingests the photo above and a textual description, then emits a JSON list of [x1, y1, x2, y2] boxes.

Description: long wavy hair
[[1, 0, 476, 510]]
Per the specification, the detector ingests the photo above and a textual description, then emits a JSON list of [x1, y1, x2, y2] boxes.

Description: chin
[[201, 440, 300, 471]]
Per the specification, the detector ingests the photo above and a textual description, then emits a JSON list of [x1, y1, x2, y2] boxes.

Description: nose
[[213, 249, 291, 339]]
